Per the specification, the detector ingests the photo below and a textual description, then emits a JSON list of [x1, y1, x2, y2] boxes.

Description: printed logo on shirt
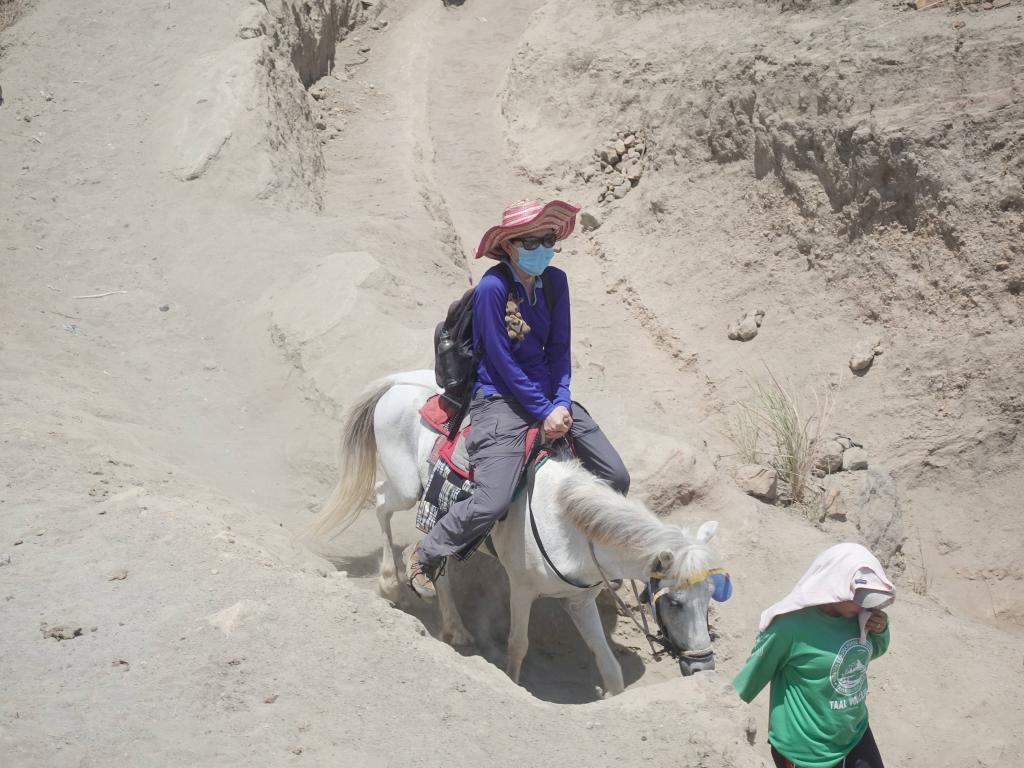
[[829, 638, 870, 700]]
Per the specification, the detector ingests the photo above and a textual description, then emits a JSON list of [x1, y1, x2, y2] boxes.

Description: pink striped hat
[[474, 199, 581, 260]]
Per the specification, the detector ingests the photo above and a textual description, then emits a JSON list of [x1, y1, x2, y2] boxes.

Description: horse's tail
[[308, 379, 393, 540]]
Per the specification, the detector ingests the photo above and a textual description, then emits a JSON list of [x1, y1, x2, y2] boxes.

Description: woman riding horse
[[406, 199, 630, 598]]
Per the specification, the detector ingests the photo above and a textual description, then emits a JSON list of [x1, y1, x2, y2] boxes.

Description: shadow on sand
[[332, 545, 649, 704]]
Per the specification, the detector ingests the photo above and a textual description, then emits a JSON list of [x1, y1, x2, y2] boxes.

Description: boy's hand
[[866, 609, 888, 634]]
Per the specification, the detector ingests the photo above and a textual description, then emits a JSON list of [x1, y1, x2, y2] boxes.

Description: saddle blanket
[[415, 394, 545, 560]]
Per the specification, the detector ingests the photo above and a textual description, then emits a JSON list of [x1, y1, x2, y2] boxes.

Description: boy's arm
[[869, 625, 890, 660], [732, 622, 792, 703]]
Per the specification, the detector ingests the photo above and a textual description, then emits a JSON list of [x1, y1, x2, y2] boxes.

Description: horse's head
[[646, 520, 730, 676]]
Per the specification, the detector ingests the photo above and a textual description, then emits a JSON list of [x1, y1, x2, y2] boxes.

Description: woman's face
[[504, 229, 557, 265]]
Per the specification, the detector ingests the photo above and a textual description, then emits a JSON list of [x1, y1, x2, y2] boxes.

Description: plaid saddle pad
[[415, 436, 481, 560]]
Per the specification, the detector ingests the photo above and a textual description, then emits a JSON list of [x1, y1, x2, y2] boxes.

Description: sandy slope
[[1, 0, 1022, 765]]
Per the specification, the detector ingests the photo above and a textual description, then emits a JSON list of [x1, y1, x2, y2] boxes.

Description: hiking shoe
[[404, 544, 438, 600]]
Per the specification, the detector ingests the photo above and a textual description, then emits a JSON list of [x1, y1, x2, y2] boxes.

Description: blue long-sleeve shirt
[[473, 265, 571, 421]]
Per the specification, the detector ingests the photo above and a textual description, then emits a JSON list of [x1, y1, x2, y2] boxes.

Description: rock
[[369, 20, 389, 31], [992, 0, 1009, 6], [727, 322, 740, 340], [159, 304, 170, 312], [581, 167, 594, 182], [612, 181, 631, 199], [614, 139, 627, 156], [624, 163, 642, 183], [833, 434, 861, 450], [0, 554, 10, 567], [995, 261, 1010, 271], [822, 486, 846, 521], [580, 211, 602, 232], [599, 147, 618, 164], [623, 134, 636, 148], [735, 464, 778, 501], [633, 434, 717, 513], [815, 439, 845, 474], [314, 118, 327, 130], [41, 624, 83, 641], [753, 308, 766, 327], [108, 569, 128, 581], [842, 447, 869, 471], [737, 314, 759, 340], [849, 340, 877, 373], [847, 468, 905, 568]]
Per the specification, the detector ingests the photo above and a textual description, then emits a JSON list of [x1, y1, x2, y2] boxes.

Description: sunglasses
[[516, 233, 557, 250]]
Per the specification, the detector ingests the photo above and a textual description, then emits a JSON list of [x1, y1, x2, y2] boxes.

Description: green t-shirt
[[732, 608, 890, 768]]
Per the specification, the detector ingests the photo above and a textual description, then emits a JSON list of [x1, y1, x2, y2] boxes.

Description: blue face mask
[[516, 245, 555, 276]]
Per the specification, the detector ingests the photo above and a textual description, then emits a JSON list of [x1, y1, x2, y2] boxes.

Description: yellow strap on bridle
[[648, 567, 726, 599]]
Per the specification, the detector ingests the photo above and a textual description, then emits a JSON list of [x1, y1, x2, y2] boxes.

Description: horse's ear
[[696, 521, 719, 543], [657, 549, 674, 570]]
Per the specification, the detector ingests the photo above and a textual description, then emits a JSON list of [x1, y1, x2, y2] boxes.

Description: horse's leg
[[506, 582, 535, 685], [436, 573, 474, 647], [375, 479, 411, 603], [565, 595, 625, 697]]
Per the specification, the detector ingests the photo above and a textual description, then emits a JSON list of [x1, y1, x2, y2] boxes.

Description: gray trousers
[[417, 393, 630, 565]]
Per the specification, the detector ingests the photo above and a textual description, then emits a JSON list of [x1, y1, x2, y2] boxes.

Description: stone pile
[[814, 433, 869, 476], [580, 129, 647, 203]]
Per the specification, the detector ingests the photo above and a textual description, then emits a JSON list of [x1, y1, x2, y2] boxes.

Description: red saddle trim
[[420, 395, 545, 480], [419, 394, 459, 438]]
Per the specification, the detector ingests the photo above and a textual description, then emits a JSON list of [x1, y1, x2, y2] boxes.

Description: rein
[[525, 448, 601, 589]]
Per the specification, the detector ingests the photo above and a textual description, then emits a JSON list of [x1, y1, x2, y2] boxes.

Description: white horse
[[310, 370, 725, 695]]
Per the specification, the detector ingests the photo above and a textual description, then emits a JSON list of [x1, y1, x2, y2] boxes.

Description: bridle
[[594, 549, 729, 663]]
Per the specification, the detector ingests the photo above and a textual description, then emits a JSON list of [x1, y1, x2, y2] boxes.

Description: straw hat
[[473, 199, 581, 260]]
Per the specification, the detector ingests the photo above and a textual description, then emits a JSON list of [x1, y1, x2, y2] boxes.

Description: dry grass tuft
[[730, 366, 838, 505], [1, 0, 28, 33]]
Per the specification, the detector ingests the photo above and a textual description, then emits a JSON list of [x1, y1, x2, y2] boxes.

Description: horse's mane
[[553, 460, 716, 583]]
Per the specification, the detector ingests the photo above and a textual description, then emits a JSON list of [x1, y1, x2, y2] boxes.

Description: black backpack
[[434, 262, 555, 409]]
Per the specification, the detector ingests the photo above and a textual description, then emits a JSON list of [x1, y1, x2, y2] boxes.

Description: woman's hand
[[866, 609, 888, 634], [543, 405, 572, 440]]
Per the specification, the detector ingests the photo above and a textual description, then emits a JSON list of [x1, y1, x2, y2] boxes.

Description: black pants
[[771, 726, 884, 768]]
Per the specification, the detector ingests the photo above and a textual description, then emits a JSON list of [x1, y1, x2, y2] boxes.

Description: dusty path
[[308, 0, 734, 701]]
